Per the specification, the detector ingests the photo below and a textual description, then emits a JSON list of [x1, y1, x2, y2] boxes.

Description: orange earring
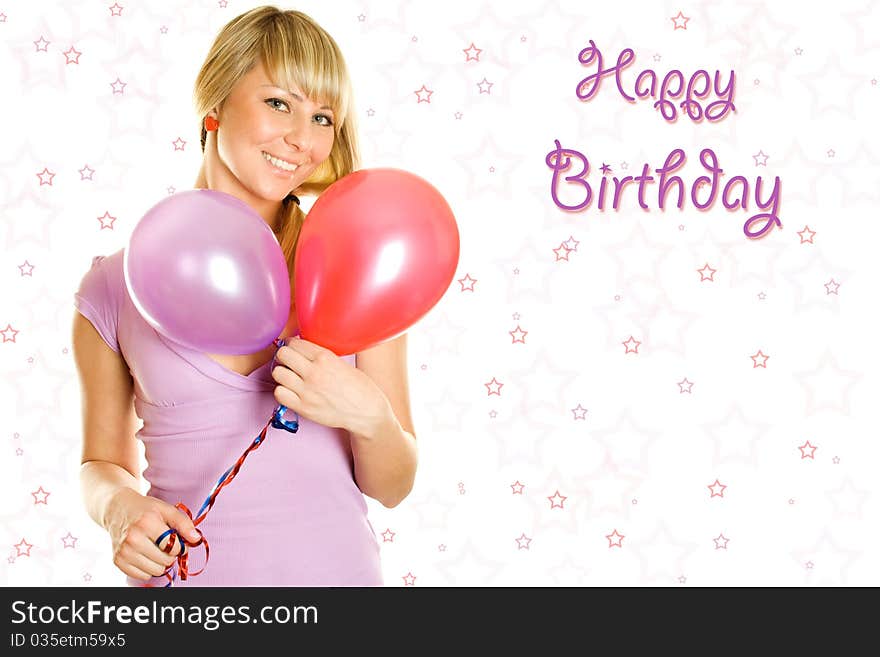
[[205, 116, 219, 131]]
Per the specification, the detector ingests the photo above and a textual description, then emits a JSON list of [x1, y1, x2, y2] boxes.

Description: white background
[[1, 0, 878, 586]]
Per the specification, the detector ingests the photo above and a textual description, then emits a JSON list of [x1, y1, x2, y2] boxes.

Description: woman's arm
[[72, 311, 143, 528], [350, 333, 417, 508], [81, 460, 141, 530], [350, 414, 417, 509], [73, 311, 197, 580]]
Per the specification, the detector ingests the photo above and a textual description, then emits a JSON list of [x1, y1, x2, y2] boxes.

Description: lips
[[262, 151, 300, 168]]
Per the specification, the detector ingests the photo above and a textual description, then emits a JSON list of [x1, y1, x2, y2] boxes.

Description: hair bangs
[[259, 18, 350, 128]]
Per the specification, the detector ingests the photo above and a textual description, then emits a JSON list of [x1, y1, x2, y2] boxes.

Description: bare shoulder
[[72, 310, 141, 477]]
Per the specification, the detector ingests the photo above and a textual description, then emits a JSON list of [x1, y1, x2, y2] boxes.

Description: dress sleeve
[[73, 255, 120, 353]]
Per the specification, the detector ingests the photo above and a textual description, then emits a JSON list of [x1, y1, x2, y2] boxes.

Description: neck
[[194, 158, 284, 233]]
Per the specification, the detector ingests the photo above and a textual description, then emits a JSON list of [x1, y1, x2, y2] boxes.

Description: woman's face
[[210, 60, 336, 204]]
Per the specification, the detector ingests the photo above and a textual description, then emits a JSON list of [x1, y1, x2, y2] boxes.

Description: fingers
[[272, 363, 304, 392], [273, 381, 302, 410], [160, 506, 201, 545], [113, 531, 174, 582], [112, 511, 183, 582], [115, 560, 155, 582], [120, 544, 173, 580], [277, 344, 316, 370], [153, 529, 185, 558], [281, 337, 320, 356], [133, 524, 178, 568]]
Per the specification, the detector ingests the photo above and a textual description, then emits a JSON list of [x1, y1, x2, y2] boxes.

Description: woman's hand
[[271, 337, 390, 436], [103, 488, 200, 582]]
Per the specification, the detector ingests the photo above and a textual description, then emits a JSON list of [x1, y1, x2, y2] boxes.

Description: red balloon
[[294, 168, 460, 355]]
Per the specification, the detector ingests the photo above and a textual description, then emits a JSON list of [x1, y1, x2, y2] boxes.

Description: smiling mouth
[[262, 151, 299, 173]]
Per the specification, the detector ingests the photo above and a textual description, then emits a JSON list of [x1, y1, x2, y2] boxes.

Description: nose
[[283, 114, 312, 153]]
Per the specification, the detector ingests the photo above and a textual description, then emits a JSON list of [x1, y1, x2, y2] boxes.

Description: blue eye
[[266, 98, 290, 112], [267, 98, 334, 127]]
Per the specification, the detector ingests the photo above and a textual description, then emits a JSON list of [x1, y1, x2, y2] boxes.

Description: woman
[[72, 6, 417, 587]]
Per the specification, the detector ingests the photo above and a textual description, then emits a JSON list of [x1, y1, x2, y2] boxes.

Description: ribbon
[[146, 336, 301, 587]]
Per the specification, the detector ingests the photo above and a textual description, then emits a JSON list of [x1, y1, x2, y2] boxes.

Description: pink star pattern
[[463, 43, 482, 61], [623, 336, 641, 354], [671, 11, 690, 30], [606, 529, 624, 548], [402, 572, 416, 586], [36, 168, 55, 186], [510, 481, 525, 494], [61, 532, 78, 549], [509, 325, 527, 343], [457, 273, 477, 291], [708, 479, 727, 498], [2, 324, 20, 343], [548, 490, 567, 509], [31, 486, 50, 505], [798, 440, 818, 459], [713, 533, 730, 549], [571, 404, 588, 419], [414, 85, 433, 103], [697, 263, 717, 281], [381, 529, 395, 542], [484, 377, 503, 396], [14, 538, 33, 557], [797, 226, 816, 243], [553, 243, 571, 261], [515, 533, 532, 550], [750, 350, 769, 368], [64, 46, 82, 64], [97, 211, 117, 230]]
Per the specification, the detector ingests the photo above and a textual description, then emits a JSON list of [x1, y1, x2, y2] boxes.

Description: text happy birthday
[[546, 40, 782, 239]]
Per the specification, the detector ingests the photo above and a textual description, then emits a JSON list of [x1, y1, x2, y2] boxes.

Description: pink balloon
[[125, 189, 290, 354], [295, 168, 460, 355]]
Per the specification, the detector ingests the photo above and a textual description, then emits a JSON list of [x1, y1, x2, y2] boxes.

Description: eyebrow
[[260, 84, 332, 111]]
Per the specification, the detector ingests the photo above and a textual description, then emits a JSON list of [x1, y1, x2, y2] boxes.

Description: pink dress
[[74, 249, 383, 587]]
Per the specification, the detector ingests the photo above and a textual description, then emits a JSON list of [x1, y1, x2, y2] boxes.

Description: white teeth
[[262, 151, 298, 172]]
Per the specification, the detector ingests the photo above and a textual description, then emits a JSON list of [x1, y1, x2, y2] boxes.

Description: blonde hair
[[193, 5, 360, 309]]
